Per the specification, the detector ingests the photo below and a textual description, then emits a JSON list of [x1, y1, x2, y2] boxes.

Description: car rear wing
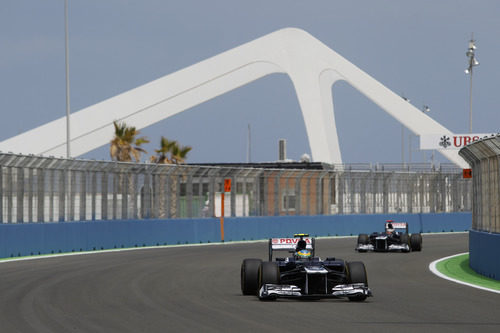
[[385, 220, 408, 233], [268, 236, 315, 261]]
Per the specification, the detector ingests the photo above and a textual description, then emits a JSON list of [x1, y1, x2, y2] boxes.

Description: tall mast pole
[[65, 0, 71, 157]]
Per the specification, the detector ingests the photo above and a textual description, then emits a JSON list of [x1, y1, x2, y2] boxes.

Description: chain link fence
[[459, 135, 500, 233], [0, 153, 471, 223]]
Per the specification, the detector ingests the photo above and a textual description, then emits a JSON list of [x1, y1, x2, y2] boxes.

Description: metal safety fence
[[459, 135, 500, 233], [0, 153, 471, 223]]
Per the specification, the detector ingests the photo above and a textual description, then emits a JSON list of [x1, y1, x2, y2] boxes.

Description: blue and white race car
[[241, 234, 372, 301], [355, 221, 423, 252]]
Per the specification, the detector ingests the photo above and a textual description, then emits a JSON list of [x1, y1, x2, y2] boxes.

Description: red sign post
[[220, 179, 231, 242], [224, 178, 232, 192]]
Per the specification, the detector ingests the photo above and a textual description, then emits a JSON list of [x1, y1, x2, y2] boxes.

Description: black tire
[[400, 233, 410, 252], [346, 261, 368, 302], [400, 233, 409, 244], [410, 233, 423, 251], [241, 258, 262, 295], [259, 261, 280, 287], [258, 262, 280, 301], [357, 234, 369, 245]]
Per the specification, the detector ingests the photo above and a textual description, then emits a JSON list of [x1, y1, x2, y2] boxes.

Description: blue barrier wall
[[469, 230, 500, 280], [0, 212, 471, 259]]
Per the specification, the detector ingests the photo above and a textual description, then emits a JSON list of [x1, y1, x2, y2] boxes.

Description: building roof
[[188, 161, 333, 170]]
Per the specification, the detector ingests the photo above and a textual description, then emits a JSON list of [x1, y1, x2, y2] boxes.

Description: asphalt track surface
[[1, 233, 499, 333]]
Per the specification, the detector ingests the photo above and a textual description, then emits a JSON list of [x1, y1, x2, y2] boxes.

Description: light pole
[[401, 124, 404, 165], [465, 34, 479, 134], [246, 123, 251, 163], [65, 0, 71, 158], [421, 105, 431, 164]]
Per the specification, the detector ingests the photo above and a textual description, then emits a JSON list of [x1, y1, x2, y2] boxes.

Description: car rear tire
[[346, 261, 368, 302], [357, 234, 369, 245], [410, 233, 423, 251], [241, 258, 262, 295]]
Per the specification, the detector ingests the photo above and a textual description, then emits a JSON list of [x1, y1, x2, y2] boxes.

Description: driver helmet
[[296, 249, 312, 260], [296, 239, 307, 251], [386, 223, 395, 234]]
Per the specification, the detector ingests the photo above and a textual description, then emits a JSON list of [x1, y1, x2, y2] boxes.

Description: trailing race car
[[355, 220, 422, 252], [240, 234, 372, 301]]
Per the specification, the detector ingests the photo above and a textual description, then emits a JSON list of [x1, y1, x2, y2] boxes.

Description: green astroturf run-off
[[436, 254, 500, 291]]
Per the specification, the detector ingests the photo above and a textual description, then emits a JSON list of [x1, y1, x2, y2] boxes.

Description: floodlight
[[465, 34, 479, 133]]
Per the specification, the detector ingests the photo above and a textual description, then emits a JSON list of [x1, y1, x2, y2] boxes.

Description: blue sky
[[1, 0, 499, 164]]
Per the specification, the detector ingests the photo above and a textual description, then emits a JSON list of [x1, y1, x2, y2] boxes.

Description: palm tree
[[109, 120, 149, 219], [170, 142, 192, 164], [149, 137, 176, 164], [110, 121, 149, 162], [150, 137, 191, 165], [150, 137, 192, 218]]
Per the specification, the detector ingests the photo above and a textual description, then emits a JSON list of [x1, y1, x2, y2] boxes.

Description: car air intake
[[375, 238, 387, 251], [306, 273, 327, 295]]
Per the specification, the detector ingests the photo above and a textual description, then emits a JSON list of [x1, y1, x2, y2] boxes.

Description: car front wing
[[356, 243, 410, 252], [258, 283, 372, 300]]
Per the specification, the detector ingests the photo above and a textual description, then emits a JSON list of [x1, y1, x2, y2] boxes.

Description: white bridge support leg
[[290, 69, 343, 164], [0, 28, 467, 167]]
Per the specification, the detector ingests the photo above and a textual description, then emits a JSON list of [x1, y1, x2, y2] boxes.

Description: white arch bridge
[[0, 28, 467, 168]]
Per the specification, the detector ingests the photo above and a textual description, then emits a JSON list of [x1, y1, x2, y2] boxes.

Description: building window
[[282, 191, 296, 211]]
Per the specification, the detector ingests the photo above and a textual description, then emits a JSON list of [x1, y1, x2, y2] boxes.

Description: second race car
[[355, 220, 422, 252]]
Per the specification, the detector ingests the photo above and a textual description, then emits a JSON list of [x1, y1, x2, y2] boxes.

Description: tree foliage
[[150, 136, 192, 164], [110, 121, 149, 162]]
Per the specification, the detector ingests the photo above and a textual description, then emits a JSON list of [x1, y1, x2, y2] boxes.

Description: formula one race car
[[355, 220, 422, 252], [240, 234, 372, 301]]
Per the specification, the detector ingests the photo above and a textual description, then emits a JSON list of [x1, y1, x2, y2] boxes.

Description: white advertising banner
[[420, 133, 499, 150]]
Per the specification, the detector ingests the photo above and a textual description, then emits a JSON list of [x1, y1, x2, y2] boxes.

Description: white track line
[[0, 236, 357, 264], [0, 241, 247, 264]]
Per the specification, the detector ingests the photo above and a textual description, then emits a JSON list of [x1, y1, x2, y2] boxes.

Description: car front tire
[[400, 233, 410, 252], [346, 261, 368, 302], [241, 258, 262, 295], [259, 261, 280, 287], [357, 234, 369, 245]]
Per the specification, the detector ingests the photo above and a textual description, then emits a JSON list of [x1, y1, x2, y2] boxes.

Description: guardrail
[[0, 213, 471, 259], [0, 153, 471, 223]]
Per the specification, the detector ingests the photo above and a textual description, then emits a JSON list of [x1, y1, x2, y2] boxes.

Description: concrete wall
[[459, 135, 500, 281], [0, 213, 470, 259], [469, 229, 500, 280]]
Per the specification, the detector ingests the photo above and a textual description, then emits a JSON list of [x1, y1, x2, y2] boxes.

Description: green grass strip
[[436, 254, 500, 291]]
